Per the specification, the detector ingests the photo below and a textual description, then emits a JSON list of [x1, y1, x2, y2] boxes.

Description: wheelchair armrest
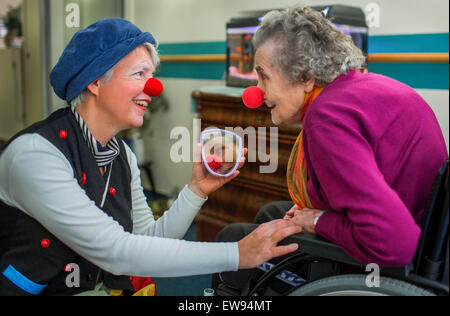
[[290, 232, 413, 278], [290, 232, 361, 266]]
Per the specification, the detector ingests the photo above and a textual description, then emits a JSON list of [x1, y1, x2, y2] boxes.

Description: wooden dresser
[[192, 87, 301, 242]]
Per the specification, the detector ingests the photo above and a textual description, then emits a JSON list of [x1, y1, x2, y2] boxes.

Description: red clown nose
[[242, 86, 264, 108], [206, 154, 222, 172], [144, 78, 164, 97]]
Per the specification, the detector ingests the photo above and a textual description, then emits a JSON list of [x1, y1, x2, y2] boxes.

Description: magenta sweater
[[304, 70, 448, 267]]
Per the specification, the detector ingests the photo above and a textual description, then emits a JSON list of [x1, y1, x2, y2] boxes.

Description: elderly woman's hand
[[283, 204, 324, 234], [188, 143, 247, 198]]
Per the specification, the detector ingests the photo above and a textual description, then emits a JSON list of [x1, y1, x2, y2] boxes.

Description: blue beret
[[50, 18, 157, 103]]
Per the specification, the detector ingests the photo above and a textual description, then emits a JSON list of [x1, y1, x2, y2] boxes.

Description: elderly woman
[[0, 19, 302, 295], [216, 6, 447, 291]]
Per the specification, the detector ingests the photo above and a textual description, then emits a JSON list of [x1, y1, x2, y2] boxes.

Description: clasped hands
[[283, 204, 324, 234]]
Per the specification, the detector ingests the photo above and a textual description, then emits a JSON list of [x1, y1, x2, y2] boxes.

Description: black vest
[[0, 108, 135, 295]]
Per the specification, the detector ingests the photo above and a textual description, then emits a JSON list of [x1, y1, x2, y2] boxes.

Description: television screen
[[227, 25, 259, 83]]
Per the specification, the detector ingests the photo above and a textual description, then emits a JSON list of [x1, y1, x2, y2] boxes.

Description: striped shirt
[[70, 105, 120, 167]]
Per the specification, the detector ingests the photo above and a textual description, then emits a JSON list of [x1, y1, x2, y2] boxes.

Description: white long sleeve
[[0, 133, 239, 277], [125, 141, 203, 239]]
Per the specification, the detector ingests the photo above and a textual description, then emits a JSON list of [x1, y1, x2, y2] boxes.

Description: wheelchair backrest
[[414, 158, 449, 282]]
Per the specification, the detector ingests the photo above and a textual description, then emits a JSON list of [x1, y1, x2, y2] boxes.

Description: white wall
[[132, 0, 449, 41], [417, 89, 449, 147], [128, 0, 449, 195]]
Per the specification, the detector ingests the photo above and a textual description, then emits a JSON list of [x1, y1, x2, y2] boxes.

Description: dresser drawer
[[238, 136, 293, 188], [200, 179, 290, 224], [194, 91, 301, 137], [200, 99, 273, 129]]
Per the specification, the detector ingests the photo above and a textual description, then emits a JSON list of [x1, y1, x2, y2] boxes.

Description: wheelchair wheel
[[288, 275, 435, 296]]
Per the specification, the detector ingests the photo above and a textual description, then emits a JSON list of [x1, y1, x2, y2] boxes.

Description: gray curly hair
[[253, 6, 366, 87]]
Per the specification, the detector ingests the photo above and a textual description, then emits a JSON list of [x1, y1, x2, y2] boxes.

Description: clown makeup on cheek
[[201, 129, 243, 177]]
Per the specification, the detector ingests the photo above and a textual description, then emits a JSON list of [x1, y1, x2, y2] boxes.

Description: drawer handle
[[254, 197, 264, 205], [255, 116, 264, 124]]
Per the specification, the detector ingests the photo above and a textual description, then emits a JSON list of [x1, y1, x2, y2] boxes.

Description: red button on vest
[[59, 130, 68, 139], [81, 172, 86, 186], [41, 238, 50, 248], [109, 187, 116, 196]]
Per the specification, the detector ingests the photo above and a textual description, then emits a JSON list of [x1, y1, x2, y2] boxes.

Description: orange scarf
[[287, 86, 324, 209]]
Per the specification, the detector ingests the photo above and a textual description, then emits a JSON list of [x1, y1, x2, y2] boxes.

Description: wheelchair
[[215, 159, 449, 296]]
